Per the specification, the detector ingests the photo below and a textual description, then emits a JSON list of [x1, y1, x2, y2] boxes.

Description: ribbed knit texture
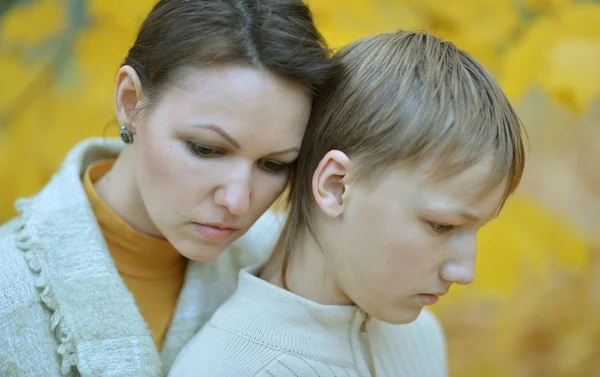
[[169, 267, 447, 377]]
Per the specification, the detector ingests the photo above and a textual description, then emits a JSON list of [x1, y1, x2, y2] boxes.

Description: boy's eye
[[430, 223, 455, 234], [258, 159, 289, 173], [187, 141, 223, 157]]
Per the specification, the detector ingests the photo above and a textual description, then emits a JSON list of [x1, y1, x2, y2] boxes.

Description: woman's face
[[120, 64, 311, 261], [312, 155, 506, 324]]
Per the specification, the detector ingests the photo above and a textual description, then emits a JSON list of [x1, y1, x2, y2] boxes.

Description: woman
[[168, 30, 526, 376], [0, 1, 333, 376]]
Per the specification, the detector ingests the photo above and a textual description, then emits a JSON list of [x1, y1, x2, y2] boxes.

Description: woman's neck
[[94, 147, 163, 238], [260, 227, 353, 306]]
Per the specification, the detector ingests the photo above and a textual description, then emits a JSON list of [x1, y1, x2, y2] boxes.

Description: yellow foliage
[[88, 0, 156, 35], [499, 3, 600, 112], [445, 196, 589, 300], [308, 0, 424, 50], [0, 0, 65, 46], [432, 252, 600, 377], [0, 53, 50, 105], [523, 0, 575, 13], [516, 90, 600, 244], [544, 38, 600, 112], [419, 0, 520, 71]]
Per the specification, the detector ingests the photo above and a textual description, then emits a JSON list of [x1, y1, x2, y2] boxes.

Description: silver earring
[[120, 126, 134, 144]]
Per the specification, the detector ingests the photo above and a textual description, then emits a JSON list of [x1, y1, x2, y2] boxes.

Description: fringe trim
[[15, 211, 78, 376]]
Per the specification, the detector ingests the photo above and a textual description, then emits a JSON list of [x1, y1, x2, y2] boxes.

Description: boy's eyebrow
[[460, 212, 480, 222], [422, 204, 481, 222]]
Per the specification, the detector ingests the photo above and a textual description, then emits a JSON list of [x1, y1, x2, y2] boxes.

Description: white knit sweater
[[168, 266, 447, 377], [0, 138, 284, 377]]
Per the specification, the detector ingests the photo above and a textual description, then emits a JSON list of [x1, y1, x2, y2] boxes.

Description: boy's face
[[322, 156, 506, 324]]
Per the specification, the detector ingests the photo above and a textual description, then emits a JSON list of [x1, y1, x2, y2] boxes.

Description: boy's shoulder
[[169, 321, 356, 377], [167, 320, 280, 377]]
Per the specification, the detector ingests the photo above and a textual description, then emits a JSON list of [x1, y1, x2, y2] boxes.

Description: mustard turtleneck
[[83, 160, 187, 350]]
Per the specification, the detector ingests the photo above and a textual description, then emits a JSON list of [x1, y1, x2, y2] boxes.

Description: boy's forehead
[[358, 154, 506, 209], [416, 156, 507, 206]]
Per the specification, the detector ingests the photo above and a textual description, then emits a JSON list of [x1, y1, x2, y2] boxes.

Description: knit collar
[[208, 265, 369, 369]]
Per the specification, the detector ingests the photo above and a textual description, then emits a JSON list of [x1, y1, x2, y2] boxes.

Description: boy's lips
[[417, 288, 449, 305], [417, 293, 443, 305]]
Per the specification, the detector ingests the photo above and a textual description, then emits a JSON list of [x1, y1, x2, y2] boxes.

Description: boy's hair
[[274, 30, 526, 287]]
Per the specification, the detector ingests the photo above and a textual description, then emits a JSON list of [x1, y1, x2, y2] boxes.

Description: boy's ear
[[312, 150, 353, 218]]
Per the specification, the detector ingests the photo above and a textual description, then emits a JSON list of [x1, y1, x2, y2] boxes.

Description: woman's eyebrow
[[191, 124, 241, 149]]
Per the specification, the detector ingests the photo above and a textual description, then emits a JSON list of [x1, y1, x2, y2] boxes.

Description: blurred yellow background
[[1, 0, 599, 376]]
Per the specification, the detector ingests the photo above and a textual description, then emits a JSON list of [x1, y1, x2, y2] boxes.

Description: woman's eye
[[258, 159, 289, 174], [187, 141, 222, 157], [430, 223, 455, 234]]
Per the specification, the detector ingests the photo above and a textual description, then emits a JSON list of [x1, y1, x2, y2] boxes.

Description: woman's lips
[[194, 223, 238, 241]]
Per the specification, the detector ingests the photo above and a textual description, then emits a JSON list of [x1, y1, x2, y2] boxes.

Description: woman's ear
[[312, 150, 354, 218], [114, 65, 144, 134]]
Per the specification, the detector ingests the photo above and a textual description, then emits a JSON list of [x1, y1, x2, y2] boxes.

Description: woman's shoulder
[[0, 216, 32, 274], [228, 210, 286, 264], [0, 216, 64, 376], [0, 214, 47, 319], [0, 216, 22, 238], [237, 210, 285, 248]]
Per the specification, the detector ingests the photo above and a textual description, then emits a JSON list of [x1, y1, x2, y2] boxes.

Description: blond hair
[[274, 30, 526, 287]]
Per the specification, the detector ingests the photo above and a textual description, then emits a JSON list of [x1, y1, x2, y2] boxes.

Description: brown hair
[[274, 30, 527, 287], [123, 0, 332, 110]]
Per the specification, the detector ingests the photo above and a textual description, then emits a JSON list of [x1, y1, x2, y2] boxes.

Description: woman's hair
[[274, 30, 527, 287], [123, 0, 333, 111]]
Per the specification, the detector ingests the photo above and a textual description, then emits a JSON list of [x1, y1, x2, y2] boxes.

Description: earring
[[120, 126, 134, 144]]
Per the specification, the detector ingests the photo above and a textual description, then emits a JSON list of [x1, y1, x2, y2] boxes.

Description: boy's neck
[[260, 227, 353, 306]]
